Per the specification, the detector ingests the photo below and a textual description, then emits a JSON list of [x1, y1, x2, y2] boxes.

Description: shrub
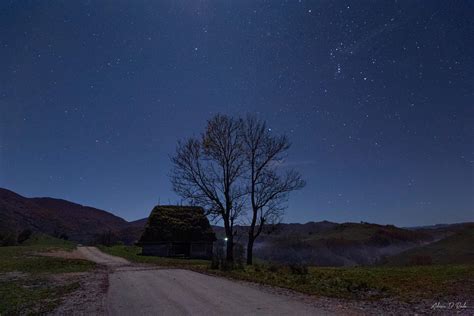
[[17, 229, 33, 244], [59, 233, 69, 240], [210, 239, 235, 270], [233, 243, 245, 269], [210, 257, 220, 270], [288, 263, 308, 275], [210, 247, 224, 270], [267, 263, 281, 273], [94, 230, 119, 246], [0, 232, 17, 246], [253, 262, 264, 272]]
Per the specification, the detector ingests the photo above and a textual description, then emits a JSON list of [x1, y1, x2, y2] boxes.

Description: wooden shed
[[137, 205, 216, 259]]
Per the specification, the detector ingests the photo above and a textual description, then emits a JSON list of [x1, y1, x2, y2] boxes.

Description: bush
[[267, 263, 280, 273], [0, 232, 17, 246], [253, 262, 264, 272], [94, 230, 119, 246], [17, 229, 33, 244], [59, 233, 69, 240], [52, 230, 69, 240], [210, 240, 226, 270], [288, 263, 308, 275], [233, 243, 245, 269], [210, 240, 247, 271]]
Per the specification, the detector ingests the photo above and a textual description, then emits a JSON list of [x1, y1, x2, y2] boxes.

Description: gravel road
[[78, 246, 333, 315], [77, 246, 129, 266]]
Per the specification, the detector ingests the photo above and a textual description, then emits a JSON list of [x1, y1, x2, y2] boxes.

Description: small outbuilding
[[137, 205, 216, 259]]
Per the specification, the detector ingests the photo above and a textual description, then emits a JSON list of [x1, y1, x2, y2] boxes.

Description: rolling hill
[[0, 188, 63, 236], [246, 222, 435, 266], [384, 224, 474, 265], [0, 188, 134, 244], [212, 221, 436, 266], [1, 187, 471, 266]]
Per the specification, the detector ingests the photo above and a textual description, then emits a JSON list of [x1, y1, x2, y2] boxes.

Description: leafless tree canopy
[[170, 115, 246, 261], [241, 115, 306, 264], [170, 114, 305, 264]]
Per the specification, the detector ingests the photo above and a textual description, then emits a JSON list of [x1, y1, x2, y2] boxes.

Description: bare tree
[[170, 114, 246, 262], [241, 115, 305, 265]]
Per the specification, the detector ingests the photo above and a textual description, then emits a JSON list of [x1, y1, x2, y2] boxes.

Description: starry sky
[[1, 1, 473, 226]]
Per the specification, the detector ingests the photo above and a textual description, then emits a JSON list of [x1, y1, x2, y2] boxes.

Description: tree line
[[170, 114, 305, 264]]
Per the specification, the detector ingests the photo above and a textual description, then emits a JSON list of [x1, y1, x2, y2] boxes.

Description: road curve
[[78, 247, 332, 316], [77, 246, 130, 266]]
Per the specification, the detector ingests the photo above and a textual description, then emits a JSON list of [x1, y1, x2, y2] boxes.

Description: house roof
[[138, 205, 216, 243]]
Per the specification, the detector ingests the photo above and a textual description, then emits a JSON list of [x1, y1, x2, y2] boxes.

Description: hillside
[[384, 224, 474, 265], [407, 222, 474, 240], [117, 218, 148, 245], [0, 188, 62, 236], [211, 221, 435, 266], [0, 188, 134, 244], [247, 222, 434, 266], [1, 187, 471, 266], [31, 197, 129, 242]]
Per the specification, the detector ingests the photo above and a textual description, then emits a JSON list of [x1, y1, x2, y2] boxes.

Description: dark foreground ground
[[99, 245, 474, 315], [1, 238, 473, 315]]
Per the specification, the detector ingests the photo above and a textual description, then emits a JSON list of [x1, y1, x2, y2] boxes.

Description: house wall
[[142, 242, 213, 259], [142, 243, 170, 256]]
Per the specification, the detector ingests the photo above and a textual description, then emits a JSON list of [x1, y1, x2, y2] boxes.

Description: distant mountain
[[0, 188, 140, 244], [31, 197, 130, 242], [407, 222, 473, 230], [128, 218, 148, 227], [0, 188, 62, 236], [117, 218, 148, 245]]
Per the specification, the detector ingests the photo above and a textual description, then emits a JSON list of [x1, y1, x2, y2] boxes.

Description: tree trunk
[[246, 237, 254, 265], [223, 214, 234, 263]]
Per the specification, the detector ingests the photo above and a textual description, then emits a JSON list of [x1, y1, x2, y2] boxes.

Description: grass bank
[[100, 245, 473, 302], [0, 235, 96, 314]]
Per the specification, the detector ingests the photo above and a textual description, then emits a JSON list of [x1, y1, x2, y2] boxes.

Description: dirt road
[[77, 246, 129, 266], [78, 246, 333, 315]]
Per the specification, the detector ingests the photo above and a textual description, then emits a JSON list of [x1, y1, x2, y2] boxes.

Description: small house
[[137, 205, 216, 259]]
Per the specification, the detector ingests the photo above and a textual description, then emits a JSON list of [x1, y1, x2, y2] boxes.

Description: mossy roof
[[139, 205, 216, 243]]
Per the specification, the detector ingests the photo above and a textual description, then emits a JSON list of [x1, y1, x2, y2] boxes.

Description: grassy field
[[385, 227, 474, 266], [100, 245, 473, 302], [224, 264, 473, 301], [0, 235, 96, 315]]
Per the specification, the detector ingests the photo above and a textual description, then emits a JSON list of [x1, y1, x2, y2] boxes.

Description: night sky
[[1, 1, 472, 226]]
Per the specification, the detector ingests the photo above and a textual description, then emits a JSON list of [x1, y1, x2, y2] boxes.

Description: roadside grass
[[100, 245, 473, 302], [0, 234, 96, 315], [222, 264, 473, 301], [21, 233, 76, 250], [0, 279, 80, 315]]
